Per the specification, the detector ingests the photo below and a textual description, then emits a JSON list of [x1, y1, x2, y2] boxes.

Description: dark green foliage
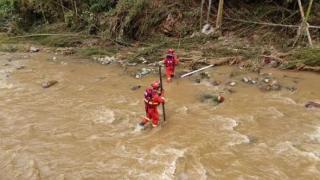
[[88, 0, 116, 12]]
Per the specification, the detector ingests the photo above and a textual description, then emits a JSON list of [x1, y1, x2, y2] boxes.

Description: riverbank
[[1, 32, 320, 76]]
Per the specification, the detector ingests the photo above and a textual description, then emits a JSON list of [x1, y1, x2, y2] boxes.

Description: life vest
[[144, 88, 154, 102], [144, 88, 160, 106], [165, 56, 175, 68]]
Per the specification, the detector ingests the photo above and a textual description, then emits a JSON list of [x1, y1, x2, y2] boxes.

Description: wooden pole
[[206, 0, 212, 23], [159, 66, 166, 122], [216, 0, 224, 33], [305, 0, 314, 21], [180, 64, 214, 78], [200, 0, 205, 31], [297, 0, 313, 47]]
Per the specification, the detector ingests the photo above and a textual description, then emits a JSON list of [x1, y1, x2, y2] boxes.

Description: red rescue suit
[[164, 55, 179, 82], [142, 88, 165, 127]]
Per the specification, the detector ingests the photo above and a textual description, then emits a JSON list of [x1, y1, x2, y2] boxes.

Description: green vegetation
[[279, 48, 320, 69], [77, 47, 116, 57]]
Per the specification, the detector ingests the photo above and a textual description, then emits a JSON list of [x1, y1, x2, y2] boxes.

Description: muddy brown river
[[0, 52, 320, 179]]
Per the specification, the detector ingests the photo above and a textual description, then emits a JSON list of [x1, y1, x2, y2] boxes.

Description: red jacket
[[164, 55, 179, 69]]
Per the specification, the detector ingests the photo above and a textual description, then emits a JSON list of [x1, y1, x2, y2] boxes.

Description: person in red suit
[[139, 81, 165, 128], [163, 49, 179, 82]]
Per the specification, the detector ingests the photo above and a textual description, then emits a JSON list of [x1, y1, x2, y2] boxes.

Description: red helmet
[[166, 54, 174, 58], [167, 48, 175, 54], [151, 81, 160, 89], [218, 95, 225, 103]]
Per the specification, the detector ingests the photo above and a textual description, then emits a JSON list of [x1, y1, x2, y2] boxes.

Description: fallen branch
[[260, 55, 285, 63], [301, 66, 320, 73]]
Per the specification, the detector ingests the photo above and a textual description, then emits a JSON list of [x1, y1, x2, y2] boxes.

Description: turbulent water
[[1, 52, 320, 180]]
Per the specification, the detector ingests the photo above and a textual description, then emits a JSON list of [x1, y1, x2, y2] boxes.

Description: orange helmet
[[151, 81, 160, 89], [167, 48, 175, 54]]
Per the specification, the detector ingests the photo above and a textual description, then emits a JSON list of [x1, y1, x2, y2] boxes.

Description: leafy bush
[[88, 0, 116, 13]]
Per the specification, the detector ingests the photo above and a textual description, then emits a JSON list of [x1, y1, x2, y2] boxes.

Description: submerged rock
[[305, 101, 320, 108], [285, 86, 297, 92], [131, 85, 141, 91], [16, 65, 25, 70], [200, 94, 224, 105], [42, 80, 58, 88]]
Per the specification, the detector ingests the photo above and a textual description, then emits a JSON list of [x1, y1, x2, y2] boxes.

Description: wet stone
[[242, 77, 249, 83], [135, 68, 152, 79], [229, 81, 237, 86], [30, 46, 40, 53]]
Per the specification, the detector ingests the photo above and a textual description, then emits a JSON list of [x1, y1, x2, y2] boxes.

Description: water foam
[[212, 116, 250, 146], [274, 141, 320, 161], [269, 94, 297, 105], [148, 145, 187, 180], [91, 107, 115, 124], [309, 127, 320, 144]]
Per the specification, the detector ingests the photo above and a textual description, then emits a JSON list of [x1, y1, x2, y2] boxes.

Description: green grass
[[77, 47, 116, 57], [0, 44, 27, 52], [282, 48, 320, 69], [28, 36, 82, 47]]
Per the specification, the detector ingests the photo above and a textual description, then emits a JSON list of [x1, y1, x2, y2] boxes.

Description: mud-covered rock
[[200, 72, 210, 79], [259, 84, 272, 92], [131, 85, 141, 91], [212, 80, 221, 86], [194, 78, 201, 83], [16, 65, 25, 70], [42, 80, 58, 88], [285, 86, 297, 92]]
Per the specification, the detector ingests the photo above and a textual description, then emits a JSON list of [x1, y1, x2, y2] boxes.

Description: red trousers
[[143, 105, 159, 127], [166, 67, 175, 80]]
